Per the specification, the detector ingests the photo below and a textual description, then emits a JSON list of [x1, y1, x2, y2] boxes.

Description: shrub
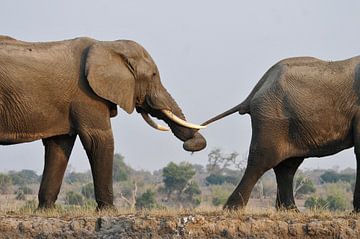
[[211, 185, 231, 207], [326, 194, 347, 211], [65, 171, 92, 184], [81, 183, 95, 200], [304, 196, 327, 210], [294, 176, 316, 197], [18, 186, 34, 195], [64, 191, 84, 206], [135, 189, 158, 210]]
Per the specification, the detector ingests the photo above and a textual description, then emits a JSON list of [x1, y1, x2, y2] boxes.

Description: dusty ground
[[0, 209, 359, 238]]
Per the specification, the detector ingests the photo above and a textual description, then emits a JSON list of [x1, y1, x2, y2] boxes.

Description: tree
[[112, 154, 129, 182], [8, 170, 39, 185], [294, 174, 316, 197], [135, 189, 157, 210], [207, 149, 243, 173], [183, 181, 202, 206], [205, 174, 239, 186], [320, 171, 340, 183], [162, 162, 196, 199]]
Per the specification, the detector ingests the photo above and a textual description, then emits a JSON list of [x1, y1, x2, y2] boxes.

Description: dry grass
[[1, 203, 358, 222]]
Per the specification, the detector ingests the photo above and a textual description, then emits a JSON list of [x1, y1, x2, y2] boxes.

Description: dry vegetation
[[1, 206, 360, 238], [1, 151, 360, 238]]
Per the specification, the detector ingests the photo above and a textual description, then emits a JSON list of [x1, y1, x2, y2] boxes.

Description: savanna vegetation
[[0, 149, 356, 212]]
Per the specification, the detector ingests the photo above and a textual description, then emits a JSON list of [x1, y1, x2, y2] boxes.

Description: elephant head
[[85, 40, 206, 151]]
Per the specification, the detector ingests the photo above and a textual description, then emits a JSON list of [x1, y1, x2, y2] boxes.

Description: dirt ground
[[0, 210, 359, 239]]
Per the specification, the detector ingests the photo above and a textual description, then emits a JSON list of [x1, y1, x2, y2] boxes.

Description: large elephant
[[0, 36, 206, 210], [203, 56, 360, 211]]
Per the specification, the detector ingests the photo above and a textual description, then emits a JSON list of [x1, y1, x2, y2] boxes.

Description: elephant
[[202, 55, 360, 211], [0, 36, 206, 210]]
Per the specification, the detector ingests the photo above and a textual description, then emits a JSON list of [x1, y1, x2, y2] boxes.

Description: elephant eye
[[152, 72, 157, 79]]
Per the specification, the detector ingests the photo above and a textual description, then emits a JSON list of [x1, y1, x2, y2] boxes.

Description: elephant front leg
[[79, 129, 115, 210], [38, 134, 76, 209]]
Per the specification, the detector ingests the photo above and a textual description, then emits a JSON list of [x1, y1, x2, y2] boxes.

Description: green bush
[[81, 183, 95, 200], [136, 189, 157, 210], [211, 185, 231, 207], [326, 194, 347, 211], [64, 191, 84, 206], [304, 196, 327, 210], [295, 176, 316, 197], [305, 194, 348, 211]]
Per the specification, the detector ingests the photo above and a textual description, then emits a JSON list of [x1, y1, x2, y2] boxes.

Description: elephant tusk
[[161, 109, 206, 130], [141, 113, 170, 131]]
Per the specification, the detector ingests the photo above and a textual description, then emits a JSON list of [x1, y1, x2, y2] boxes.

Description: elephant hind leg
[[38, 134, 76, 209], [224, 143, 284, 210], [274, 157, 304, 211], [352, 117, 360, 212]]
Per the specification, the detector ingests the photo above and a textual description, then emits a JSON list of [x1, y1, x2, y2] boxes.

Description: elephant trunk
[[147, 87, 206, 152]]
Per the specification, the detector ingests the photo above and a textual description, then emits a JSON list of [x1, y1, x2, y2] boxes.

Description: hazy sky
[[0, 1, 360, 173]]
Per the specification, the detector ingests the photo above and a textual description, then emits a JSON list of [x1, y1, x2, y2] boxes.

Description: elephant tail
[[201, 101, 250, 126]]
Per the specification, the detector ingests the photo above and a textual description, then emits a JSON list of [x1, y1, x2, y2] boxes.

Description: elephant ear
[[85, 44, 136, 114]]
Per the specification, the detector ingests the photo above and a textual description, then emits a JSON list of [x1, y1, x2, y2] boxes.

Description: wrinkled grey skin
[[0, 36, 206, 210], [203, 56, 360, 211]]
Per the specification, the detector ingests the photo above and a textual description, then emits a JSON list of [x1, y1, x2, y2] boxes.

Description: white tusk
[[141, 113, 170, 131], [161, 109, 206, 130]]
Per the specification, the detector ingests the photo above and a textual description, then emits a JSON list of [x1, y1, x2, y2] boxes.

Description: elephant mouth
[[135, 106, 207, 152]]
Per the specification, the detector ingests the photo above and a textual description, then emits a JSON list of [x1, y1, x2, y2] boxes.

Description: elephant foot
[[350, 208, 360, 215], [276, 205, 300, 213], [96, 203, 117, 212], [223, 197, 246, 211], [38, 201, 56, 210]]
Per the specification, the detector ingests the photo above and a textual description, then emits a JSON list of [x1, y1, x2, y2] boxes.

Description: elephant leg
[[79, 128, 115, 210], [273, 157, 304, 211], [353, 119, 360, 212], [38, 134, 76, 209], [224, 142, 282, 210]]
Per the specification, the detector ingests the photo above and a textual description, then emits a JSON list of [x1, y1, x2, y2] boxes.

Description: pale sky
[[0, 1, 360, 173]]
